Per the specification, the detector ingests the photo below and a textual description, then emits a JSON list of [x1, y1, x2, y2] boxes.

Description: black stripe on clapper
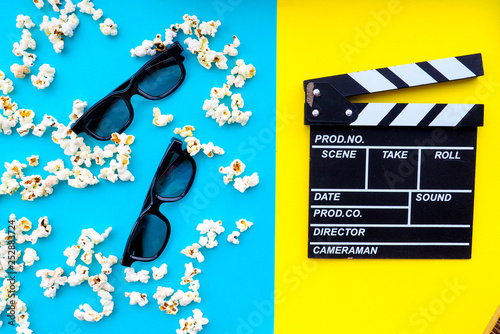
[[326, 73, 371, 97], [416, 61, 449, 83], [377, 68, 410, 89], [377, 103, 408, 126], [456, 54, 484, 76], [416, 104, 447, 126], [456, 104, 484, 127]]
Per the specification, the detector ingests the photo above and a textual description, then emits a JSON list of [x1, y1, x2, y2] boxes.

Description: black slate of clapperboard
[[303, 54, 484, 259]]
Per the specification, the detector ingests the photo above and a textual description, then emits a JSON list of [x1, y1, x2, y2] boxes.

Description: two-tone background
[[2, 0, 500, 333]]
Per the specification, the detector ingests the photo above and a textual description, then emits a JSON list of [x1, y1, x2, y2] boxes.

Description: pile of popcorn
[[219, 159, 259, 193], [1, 95, 136, 201], [9, 1, 117, 88], [35, 226, 117, 322], [130, 14, 256, 127], [130, 14, 237, 71], [203, 61, 255, 126], [0, 214, 52, 332], [173, 125, 224, 158], [181, 218, 253, 262]]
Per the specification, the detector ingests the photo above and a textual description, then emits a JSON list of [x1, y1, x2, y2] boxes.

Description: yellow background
[[276, 0, 500, 333]]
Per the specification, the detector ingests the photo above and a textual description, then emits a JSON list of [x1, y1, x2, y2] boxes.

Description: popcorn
[[26, 216, 51, 244], [219, 159, 245, 184], [4, 160, 27, 179], [63, 245, 81, 267], [228, 219, 253, 244], [201, 142, 224, 158], [227, 231, 240, 244], [181, 262, 201, 285], [36, 267, 67, 298], [236, 218, 253, 232], [230, 59, 256, 81], [131, 40, 156, 57], [13, 29, 36, 55], [228, 107, 252, 126], [19, 174, 59, 201], [174, 125, 195, 138], [88, 273, 114, 292], [152, 34, 166, 51], [124, 267, 150, 283], [69, 99, 88, 123], [100, 18, 118, 36], [0, 70, 14, 95], [60, 0, 77, 15], [111, 132, 135, 146], [223, 35, 240, 57], [198, 20, 221, 37], [175, 14, 200, 35], [16, 109, 36, 136], [10, 64, 31, 79], [234, 172, 259, 193], [26, 155, 39, 167], [210, 84, 232, 99], [16, 15, 36, 29], [44, 159, 71, 180], [159, 299, 180, 315], [95, 253, 118, 274], [22, 248, 39, 266], [68, 166, 99, 188], [33, 0, 44, 9], [171, 289, 201, 306], [153, 286, 174, 305], [176, 309, 209, 334], [184, 37, 203, 54], [48, 0, 62, 12], [152, 263, 168, 280], [153, 107, 173, 127], [164, 26, 178, 45], [92, 9, 103, 20], [181, 243, 205, 263], [125, 292, 148, 306], [74, 291, 113, 322], [31, 64, 56, 89], [189, 280, 200, 292], [81, 226, 112, 245], [74, 304, 103, 322], [33, 114, 58, 137], [185, 136, 201, 156], [67, 265, 89, 286], [98, 290, 114, 316], [77, 0, 96, 15], [39, 15, 73, 53]]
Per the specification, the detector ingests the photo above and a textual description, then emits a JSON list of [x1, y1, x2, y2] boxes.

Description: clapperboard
[[303, 53, 484, 259]]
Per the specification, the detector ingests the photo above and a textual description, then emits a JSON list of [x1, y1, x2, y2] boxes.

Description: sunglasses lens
[[128, 213, 168, 258], [155, 152, 194, 199], [86, 96, 131, 138], [137, 59, 183, 97]]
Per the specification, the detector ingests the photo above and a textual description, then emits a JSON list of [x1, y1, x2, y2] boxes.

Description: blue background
[[0, 1, 275, 333]]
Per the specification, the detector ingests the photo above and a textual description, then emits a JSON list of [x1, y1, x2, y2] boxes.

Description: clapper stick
[[304, 54, 484, 127], [484, 305, 500, 334]]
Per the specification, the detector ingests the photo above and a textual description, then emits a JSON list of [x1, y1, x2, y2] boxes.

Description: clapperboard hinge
[[304, 53, 484, 127]]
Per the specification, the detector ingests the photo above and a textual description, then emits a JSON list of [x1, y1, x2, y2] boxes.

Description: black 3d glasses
[[121, 137, 196, 267], [71, 42, 186, 141]]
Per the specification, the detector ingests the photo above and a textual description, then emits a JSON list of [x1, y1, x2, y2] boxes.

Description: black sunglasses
[[71, 42, 186, 141], [121, 137, 196, 267]]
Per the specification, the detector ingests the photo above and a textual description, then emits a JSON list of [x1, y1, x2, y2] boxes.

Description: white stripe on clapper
[[428, 57, 476, 81], [390, 103, 436, 126], [388, 63, 437, 87], [348, 70, 397, 93], [350, 103, 396, 126], [429, 104, 474, 127]]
